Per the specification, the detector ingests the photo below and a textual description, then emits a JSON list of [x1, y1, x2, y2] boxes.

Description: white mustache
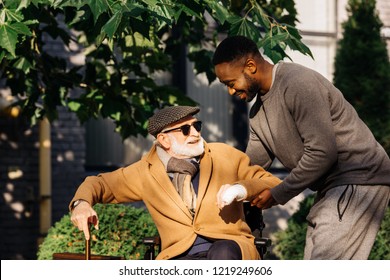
[[169, 135, 204, 158], [185, 137, 201, 144]]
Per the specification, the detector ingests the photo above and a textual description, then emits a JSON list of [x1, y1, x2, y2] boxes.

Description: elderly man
[[69, 105, 281, 260]]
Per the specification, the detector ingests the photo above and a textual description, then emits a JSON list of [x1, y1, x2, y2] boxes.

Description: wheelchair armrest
[[254, 237, 272, 248], [254, 237, 272, 259], [143, 236, 161, 245], [142, 236, 161, 260]]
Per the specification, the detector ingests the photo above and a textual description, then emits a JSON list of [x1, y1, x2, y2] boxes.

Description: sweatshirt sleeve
[[271, 74, 338, 204]]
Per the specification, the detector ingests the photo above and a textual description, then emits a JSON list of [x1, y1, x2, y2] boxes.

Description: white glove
[[217, 184, 247, 209]]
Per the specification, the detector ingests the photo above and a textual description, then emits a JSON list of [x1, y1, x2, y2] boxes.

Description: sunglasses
[[161, 121, 202, 136]]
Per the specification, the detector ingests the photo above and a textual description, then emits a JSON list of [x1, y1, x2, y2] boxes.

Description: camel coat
[[70, 141, 281, 259]]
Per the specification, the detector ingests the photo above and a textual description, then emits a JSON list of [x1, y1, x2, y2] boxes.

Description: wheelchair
[[143, 201, 271, 260]]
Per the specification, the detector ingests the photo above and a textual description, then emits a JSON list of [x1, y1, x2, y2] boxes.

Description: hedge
[[37, 203, 158, 260]]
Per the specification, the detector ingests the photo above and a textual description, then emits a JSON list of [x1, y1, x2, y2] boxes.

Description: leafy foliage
[[0, 0, 312, 139], [370, 205, 390, 260], [333, 0, 390, 153], [37, 203, 158, 260], [273, 194, 390, 260]]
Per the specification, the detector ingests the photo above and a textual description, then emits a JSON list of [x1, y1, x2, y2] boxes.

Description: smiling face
[[157, 116, 204, 159], [214, 58, 260, 103]]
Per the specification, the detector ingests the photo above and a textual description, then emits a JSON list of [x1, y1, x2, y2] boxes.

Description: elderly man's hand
[[250, 188, 276, 209], [70, 201, 99, 240], [217, 184, 247, 209]]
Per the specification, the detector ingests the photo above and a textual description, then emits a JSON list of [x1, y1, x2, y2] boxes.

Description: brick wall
[[0, 108, 85, 259], [0, 116, 39, 259]]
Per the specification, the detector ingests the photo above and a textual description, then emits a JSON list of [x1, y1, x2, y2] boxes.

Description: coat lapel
[[146, 145, 193, 220], [195, 142, 213, 214]]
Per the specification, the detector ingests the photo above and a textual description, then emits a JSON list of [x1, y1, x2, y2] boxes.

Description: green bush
[[333, 0, 390, 153], [370, 204, 390, 260], [37, 203, 158, 260], [273, 194, 390, 260]]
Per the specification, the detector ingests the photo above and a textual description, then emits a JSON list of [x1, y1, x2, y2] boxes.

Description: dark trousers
[[174, 240, 242, 260]]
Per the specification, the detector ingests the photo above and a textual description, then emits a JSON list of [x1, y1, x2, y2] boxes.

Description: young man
[[212, 35, 390, 259], [69, 105, 281, 260]]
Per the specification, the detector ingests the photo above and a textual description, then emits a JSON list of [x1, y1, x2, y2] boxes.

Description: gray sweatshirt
[[246, 62, 390, 205]]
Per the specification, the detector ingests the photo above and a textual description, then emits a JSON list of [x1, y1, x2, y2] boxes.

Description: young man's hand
[[250, 189, 276, 209]]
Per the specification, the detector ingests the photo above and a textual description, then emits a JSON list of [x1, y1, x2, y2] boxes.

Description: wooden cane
[[85, 216, 96, 260], [85, 227, 91, 260]]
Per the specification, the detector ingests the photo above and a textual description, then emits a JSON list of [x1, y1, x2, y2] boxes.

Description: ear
[[157, 133, 171, 149], [245, 58, 257, 74]]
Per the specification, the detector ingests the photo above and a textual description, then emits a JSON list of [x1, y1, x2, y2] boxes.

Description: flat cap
[[147, 106, 200, 137]]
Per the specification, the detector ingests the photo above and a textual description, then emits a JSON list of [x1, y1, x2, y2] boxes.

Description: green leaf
[[68, 100, 82, 112], [147, 1, 174, 26], [284, 24, 313, 58], [251, 1, 271, 30], [9, 22, 32, 35], [51, 0, 86, 9], [259, 32, 290, 50], [87, 0, 109, 23], [0, 24, 18, 57], [22, 19, 39, 26], [285, 24, 302, 39], [141, 0, 158, 6], [208, 1, 230, 25], [263, 50, 282, 63], [102, 11, 122, 39], [286, 36, 313, 58], [0, 50, 5, 63], [228, 16, 259, 39], [3, 8, 24, 22], [12, 57, 32, 73]]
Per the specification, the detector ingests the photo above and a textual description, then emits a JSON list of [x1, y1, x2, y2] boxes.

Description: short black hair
[[212, 35, 259, 65]]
